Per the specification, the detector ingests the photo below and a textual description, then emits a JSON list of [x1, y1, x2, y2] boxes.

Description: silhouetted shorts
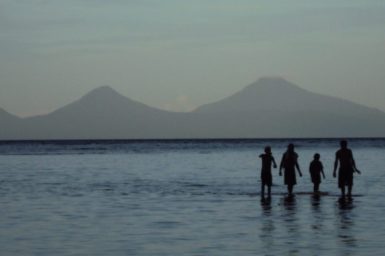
[[338, 168, 353, 188], [261, 171, 272, 186]]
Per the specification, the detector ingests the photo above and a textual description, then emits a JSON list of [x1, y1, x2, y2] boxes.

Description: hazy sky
[[1, 0, 385, 117]]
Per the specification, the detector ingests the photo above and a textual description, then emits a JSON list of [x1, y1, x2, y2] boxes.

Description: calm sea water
[[1, 139, 385, 255]]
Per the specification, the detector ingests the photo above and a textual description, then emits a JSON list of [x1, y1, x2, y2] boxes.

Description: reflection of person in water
[[259, 146, 277, 199], [309, 153, 325, 194], [333, 140, 361, 198], [279, 144, 302, 196]]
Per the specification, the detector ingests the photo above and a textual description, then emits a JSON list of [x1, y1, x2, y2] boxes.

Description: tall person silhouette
[[259, 146, 277, 199], [333, 140, 361, 198], [280, 144, 302, 196]]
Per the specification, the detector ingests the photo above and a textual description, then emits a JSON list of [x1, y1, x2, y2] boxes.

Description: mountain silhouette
[[43, 85, 168, 122], [1, 78, 385, 139], [0, 108, 22, 139], [195, 77, 382, 116], [195, 77, 307, 113], [17, 86, 184, 139], [0, 108, 19, 122]]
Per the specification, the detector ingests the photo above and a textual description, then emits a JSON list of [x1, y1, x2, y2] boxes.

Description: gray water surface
[[0, 139, 384, 255]]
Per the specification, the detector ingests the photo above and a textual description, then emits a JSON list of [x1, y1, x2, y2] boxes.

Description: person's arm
[[295, 155, 302, 177], [279, 154, 284, 176], [296, 162, 302, 177], [333, 152, 338, 178], [350, 150, 361, 174], [272, 156, 277, 169], [321, 163, 326, 179]]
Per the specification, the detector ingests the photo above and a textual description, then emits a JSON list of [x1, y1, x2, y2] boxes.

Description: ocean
[[0, 139, 384, 255]]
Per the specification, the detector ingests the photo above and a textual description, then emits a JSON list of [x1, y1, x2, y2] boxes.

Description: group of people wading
[[259, 140, 361, 200]]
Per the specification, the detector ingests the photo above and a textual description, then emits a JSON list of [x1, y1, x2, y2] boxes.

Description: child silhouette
[[309, 153, 325, 194]]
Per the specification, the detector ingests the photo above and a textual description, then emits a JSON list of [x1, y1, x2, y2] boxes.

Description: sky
[[1, 0, 385, 117]]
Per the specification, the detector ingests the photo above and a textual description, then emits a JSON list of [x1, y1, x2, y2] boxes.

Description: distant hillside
[[195, 77, 383, 116], [1, 78, 385, 139], [0, 108, 19, 122], [192, 77, 385, 137], [16, 86, 187, 139], [0, 108, 23, 139]]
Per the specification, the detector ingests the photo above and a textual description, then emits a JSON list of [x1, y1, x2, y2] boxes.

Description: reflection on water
[[259, 199, 275, 253], [257, 195, 363, 256], [261, 198, 272, 216], [281, 196, 300, 255], [336, 198, 357, 253], [311, 194, 321, 207], [310, 195, 324, 233], [308, 195, 325, 254], [282, 196, 297, 222]]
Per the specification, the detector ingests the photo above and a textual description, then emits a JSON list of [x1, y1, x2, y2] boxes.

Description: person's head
[[287, 143, 294, 152], [340, 140, 348, 149], [314, 153, 320, 160], [264, 146, 271, 154]]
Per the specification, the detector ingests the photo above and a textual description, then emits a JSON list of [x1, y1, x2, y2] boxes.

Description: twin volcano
[[1, 78, 385, 139]]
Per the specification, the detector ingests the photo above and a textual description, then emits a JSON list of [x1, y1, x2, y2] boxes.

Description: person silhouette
[[279, 144, 302, 196], [309, 153, 325, 194], [333, 140, 361, 198], [259, 146, 277, 199]]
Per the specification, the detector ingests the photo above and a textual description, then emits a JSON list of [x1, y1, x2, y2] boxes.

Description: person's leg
[[347, 185, 352, 198], [267, 185, 271, 198], [347, 174, 353, 198], [288, 185, 293, 195], [261, 184, 265, 198], [315, 183, 319, 193], [339, 171, 346, 197]]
